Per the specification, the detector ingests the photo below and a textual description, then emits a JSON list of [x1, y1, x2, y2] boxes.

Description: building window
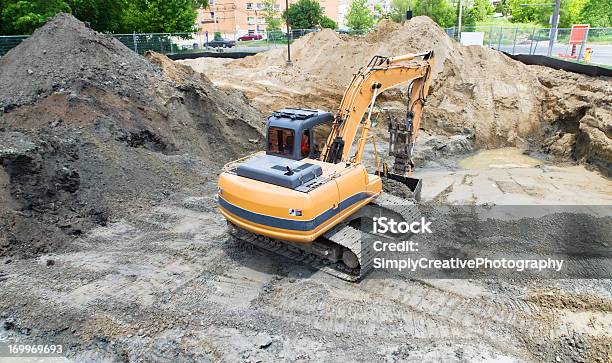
[[274, 4, 280, 10], [257, 17, 266, 24], [210, 12, 215, 18], [247, 16, 255, 24], [321, 6, 326, 13], [246, 2, 253, 9], [256, 2, 263, 9]]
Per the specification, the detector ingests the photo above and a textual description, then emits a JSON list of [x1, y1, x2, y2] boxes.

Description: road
[[496, 41, 612, 66]]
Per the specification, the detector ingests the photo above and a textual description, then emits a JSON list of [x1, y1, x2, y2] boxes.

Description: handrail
[[222, 150, 265, 172]]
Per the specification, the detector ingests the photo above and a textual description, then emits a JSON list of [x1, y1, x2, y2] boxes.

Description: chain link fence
[[111, 28, 370, 55], [1, 26, 610, 66], [0, 28, 367, 57], [0, 35, 28, 57], [445, 26, 612, 66]]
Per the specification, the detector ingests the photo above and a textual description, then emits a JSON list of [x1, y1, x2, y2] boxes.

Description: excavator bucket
[[376, 171, 422, 202]]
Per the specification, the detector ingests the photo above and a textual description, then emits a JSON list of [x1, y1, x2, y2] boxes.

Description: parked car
[[267, 31, 288, 41], [207, 39, 236, 48], [237, 34, 263, 41]]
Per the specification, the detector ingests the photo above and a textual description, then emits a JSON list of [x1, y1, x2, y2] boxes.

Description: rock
[[547, 133, 576, 158], [254, 332, 273, 349]]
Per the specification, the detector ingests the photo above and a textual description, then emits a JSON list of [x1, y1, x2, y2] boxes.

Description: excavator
[[217, 50, 434, 281]]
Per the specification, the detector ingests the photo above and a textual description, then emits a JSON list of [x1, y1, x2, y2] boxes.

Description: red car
[[237, 34, 263, 41]]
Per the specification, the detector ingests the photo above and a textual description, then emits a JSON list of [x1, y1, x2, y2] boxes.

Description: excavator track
[[229, 192, 420, 282], [229, 224, 362, 281]]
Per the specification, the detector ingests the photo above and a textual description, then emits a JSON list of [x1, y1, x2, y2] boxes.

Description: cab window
[[312, 123, 331, 158], [268, 127, 294, 156], [301, 130, 310, 158]]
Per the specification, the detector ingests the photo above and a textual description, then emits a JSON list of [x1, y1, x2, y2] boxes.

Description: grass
[[475, 17, 539, 29], [552, 56, 612, 69], [236, 39, 294, 47]]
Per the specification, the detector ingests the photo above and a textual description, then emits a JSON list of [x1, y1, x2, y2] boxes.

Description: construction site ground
[[1, 151, 611, 362], [0, 13, 611, 363]]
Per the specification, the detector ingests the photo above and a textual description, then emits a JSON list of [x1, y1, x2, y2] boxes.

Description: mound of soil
[[0, 13, 265, 257], [182, 17, 611, 172]]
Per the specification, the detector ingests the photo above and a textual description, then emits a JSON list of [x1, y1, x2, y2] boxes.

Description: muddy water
[[459, 147, 542, 169]]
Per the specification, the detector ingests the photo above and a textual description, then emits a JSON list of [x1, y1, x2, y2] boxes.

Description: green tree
[[566, 0, 587, 24], [579, 0, 611, 27], [509, 0, 579, 27], [0, 0, 5, 34], [262, 0, 281, 30], [457, 1, 477, 28], [413, 0, 456, 28], [373, 3, 384, 19], [494, 0, 509, 16], [389, 0, 415, 22], [123, 0, 207, 33], [320, 15, 337, 28], [345, 0, 375, 30], [68, 0, 128, 33], [472, 0, 493, 21], [284, 0, 322, 29], [509, 0, 536, 23], [1, 0, 71, 34]]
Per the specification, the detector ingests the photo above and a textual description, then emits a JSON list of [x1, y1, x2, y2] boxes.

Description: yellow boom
[[322, 51, 434, 170]]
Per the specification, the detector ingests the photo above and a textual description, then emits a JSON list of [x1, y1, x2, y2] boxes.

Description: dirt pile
[[536, 68, 612, 173], [0, 13, 264, 257], [182, 17, 611, 172]]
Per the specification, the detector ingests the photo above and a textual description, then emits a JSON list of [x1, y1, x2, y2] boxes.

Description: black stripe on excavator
[[324, 137, 344, 164], [218, 191, 374, 231]]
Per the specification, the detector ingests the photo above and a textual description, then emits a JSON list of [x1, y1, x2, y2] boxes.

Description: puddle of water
[[459, 147, 542, 170]]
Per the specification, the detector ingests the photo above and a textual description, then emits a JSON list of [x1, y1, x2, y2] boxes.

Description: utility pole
[[212, 0, 218, 35], [520, 2, 559, 57], [547, 0, 560, 56], [285, 0, 291, 64], [457, 0, 462, 41]]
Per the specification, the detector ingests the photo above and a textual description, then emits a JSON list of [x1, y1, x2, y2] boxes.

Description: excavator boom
[[322, 51, 434, 173]]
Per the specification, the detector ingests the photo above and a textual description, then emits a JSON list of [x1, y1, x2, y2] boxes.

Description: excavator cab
[[265, 108, 333, 161], [233, 108, 333, 190]]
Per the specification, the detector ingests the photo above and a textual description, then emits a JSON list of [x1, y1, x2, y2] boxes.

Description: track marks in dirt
[[249, 273, 557, 360]]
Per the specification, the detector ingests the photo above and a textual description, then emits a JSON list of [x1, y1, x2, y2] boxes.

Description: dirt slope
[[0, 13, 264, 257], [182, 17, 612, 172]]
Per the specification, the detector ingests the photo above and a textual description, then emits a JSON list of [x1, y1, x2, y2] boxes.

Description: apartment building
[[196, 0, 341, 37]]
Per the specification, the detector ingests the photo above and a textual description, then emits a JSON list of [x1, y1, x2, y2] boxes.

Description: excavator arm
[[321, 50, 434, 173]]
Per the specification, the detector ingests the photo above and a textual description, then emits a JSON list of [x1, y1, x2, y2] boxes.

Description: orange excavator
[[217, 51, 434, 281]]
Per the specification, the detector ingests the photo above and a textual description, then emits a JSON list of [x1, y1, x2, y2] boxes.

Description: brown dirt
[[527, 290, 612, 312], [181, 16, 612, 173], [0, 13, 264, 258]]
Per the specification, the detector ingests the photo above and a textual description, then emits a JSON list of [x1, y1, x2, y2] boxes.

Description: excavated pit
[[0, 13, 610, 363]]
